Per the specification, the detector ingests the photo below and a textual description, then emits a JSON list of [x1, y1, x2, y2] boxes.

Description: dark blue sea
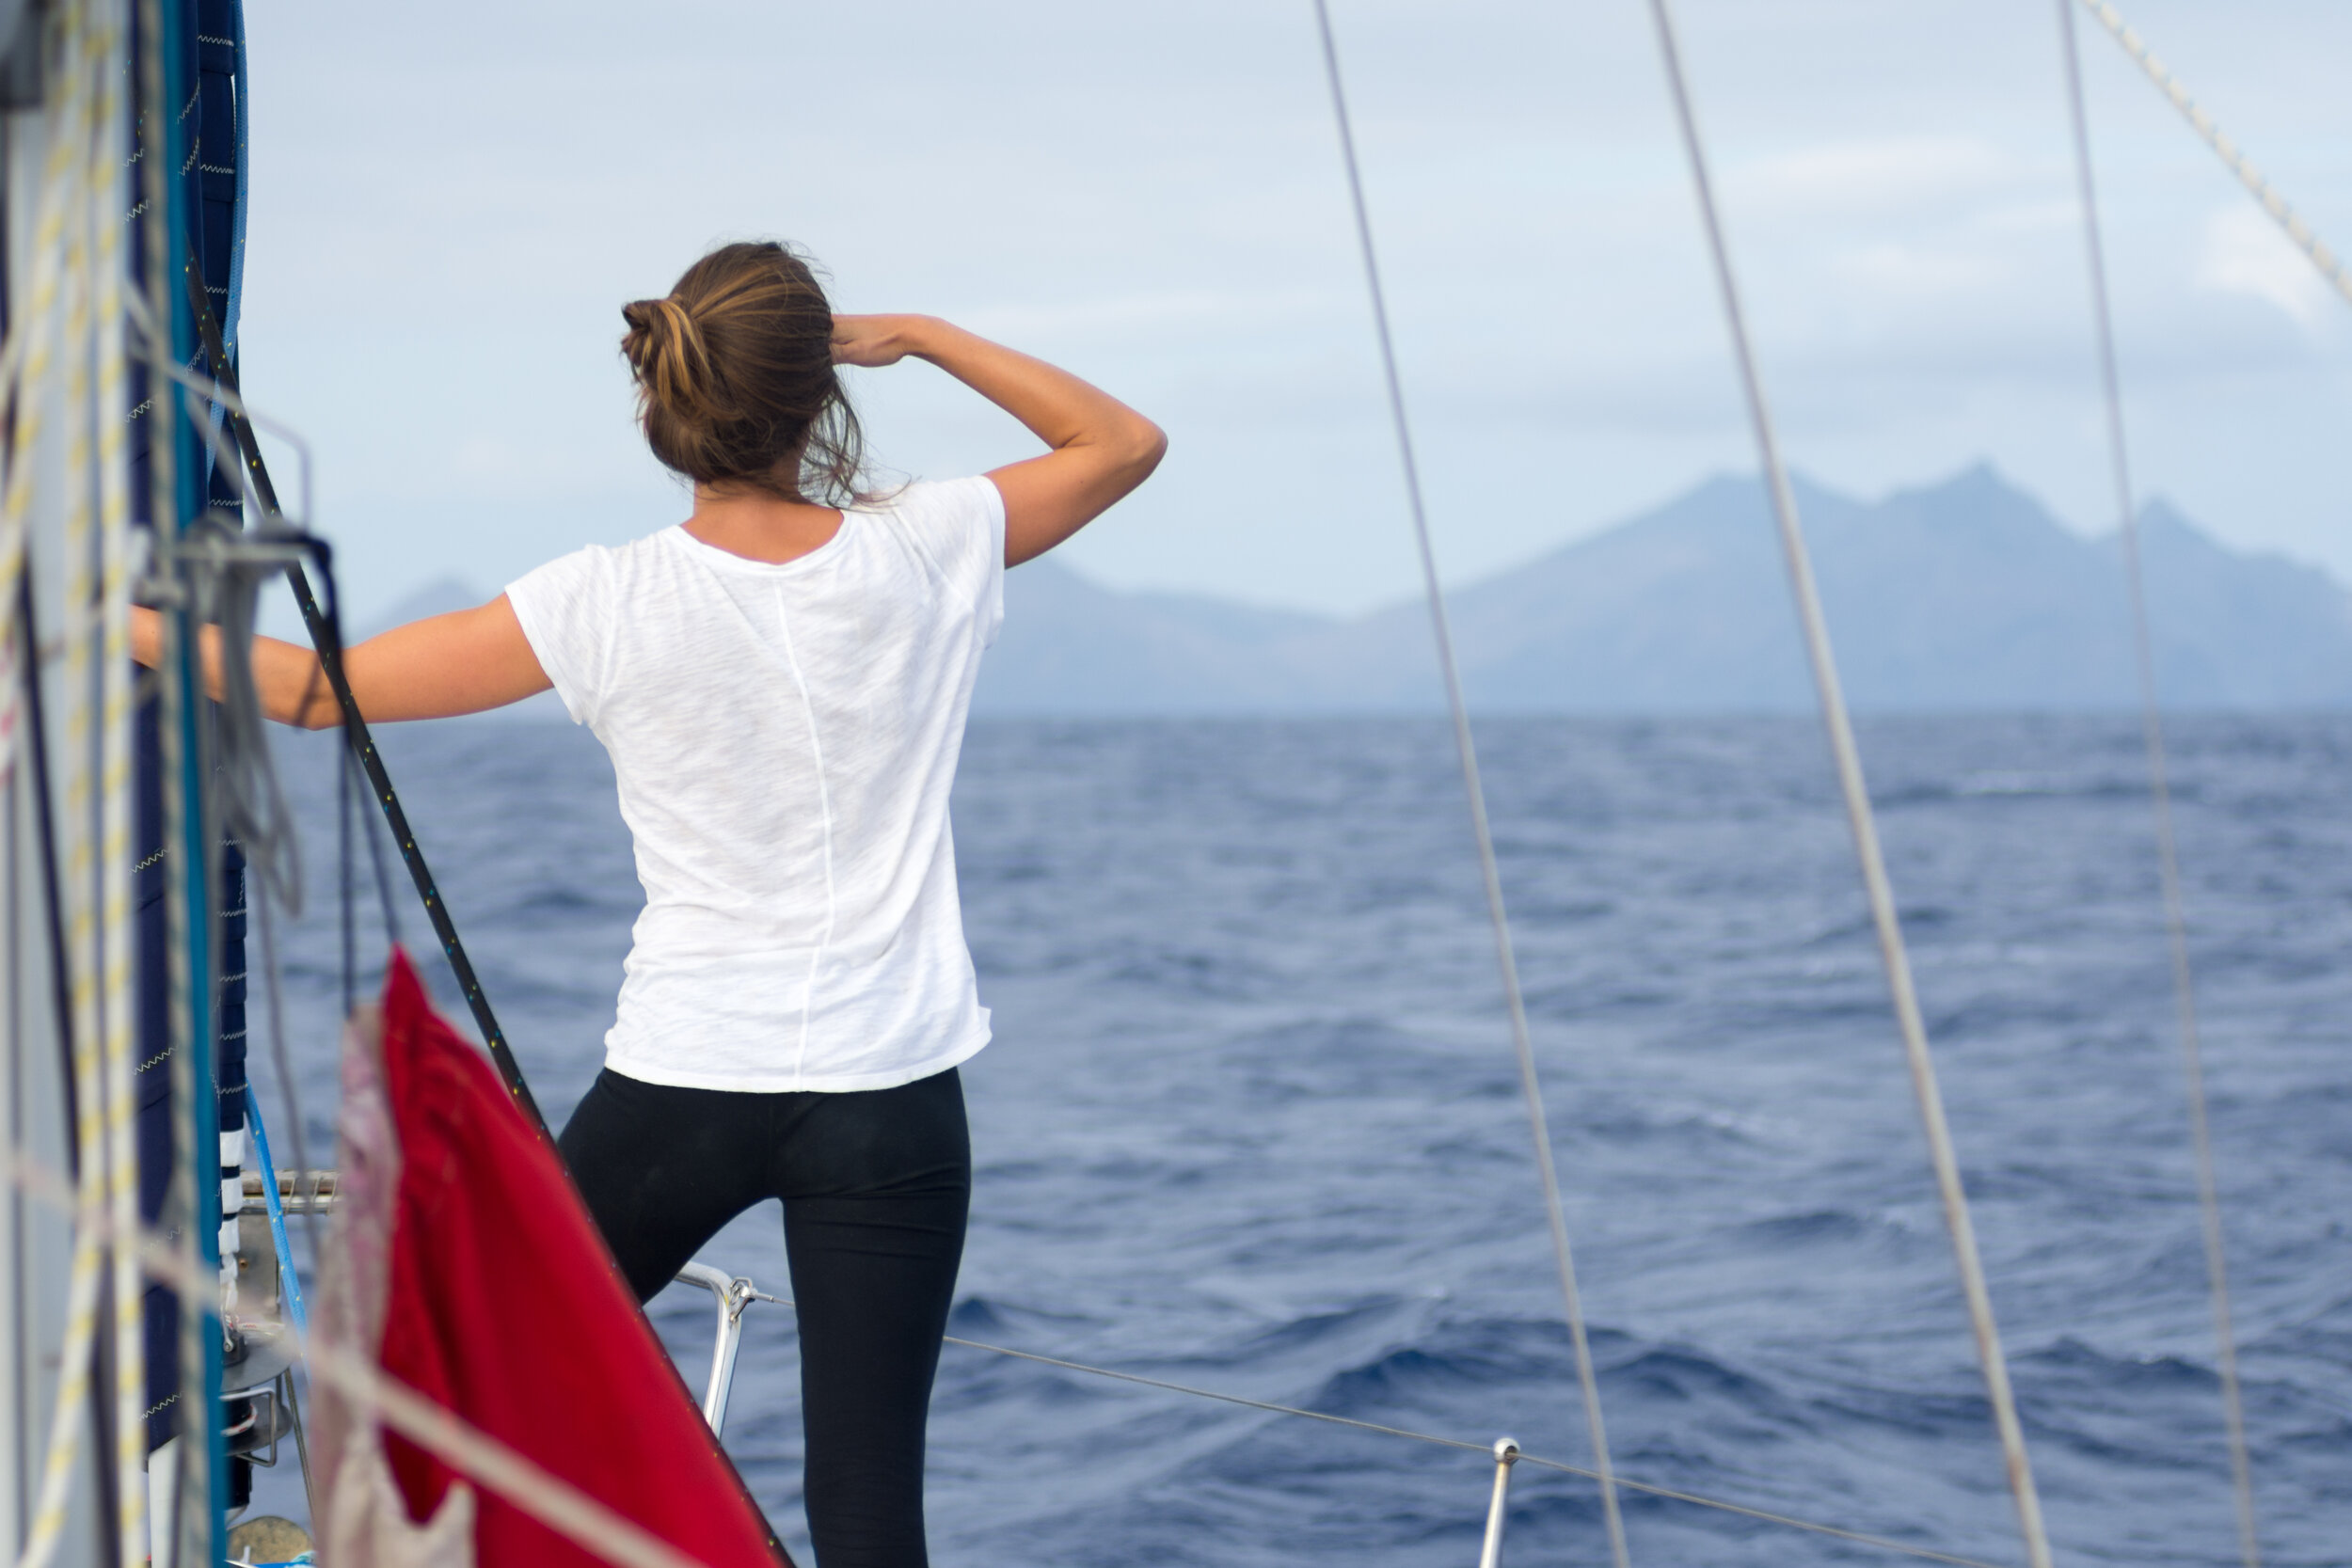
[[247, 713, 2352, 1567]]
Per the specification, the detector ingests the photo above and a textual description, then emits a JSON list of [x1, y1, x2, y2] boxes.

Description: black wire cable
[[350, 748, 401, 948], [181, 267, 544, 1135], [337, 738, 355, 1020], [10, 551, 124, 1550], [14, 562, 80, 1170]]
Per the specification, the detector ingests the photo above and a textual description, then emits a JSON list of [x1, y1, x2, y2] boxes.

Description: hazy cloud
[[2196, 203, 2337, 327], [239, 0, 2352, 621]]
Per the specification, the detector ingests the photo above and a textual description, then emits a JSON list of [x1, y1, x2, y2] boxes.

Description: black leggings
[[559, 1065, 971, 1568]]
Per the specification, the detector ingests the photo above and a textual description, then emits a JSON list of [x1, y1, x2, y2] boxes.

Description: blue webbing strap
[[242, 1084, 307, 1339]]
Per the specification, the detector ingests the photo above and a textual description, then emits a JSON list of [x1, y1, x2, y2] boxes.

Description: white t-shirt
[[504, 476, 1007, 1093]]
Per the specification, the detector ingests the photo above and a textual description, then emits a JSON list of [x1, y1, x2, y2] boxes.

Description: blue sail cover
[[132, 0, 250, 1481]]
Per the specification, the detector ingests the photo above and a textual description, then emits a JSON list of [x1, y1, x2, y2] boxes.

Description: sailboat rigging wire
[[116, 286, 314, 530], [954, 1340, 2018, 1568], [168, 274, 546, 1135], [168, 382, 306, 915], [944, 1336, 2014, 1568], [249, 880, 318, 1246], [85, 9, 153, 1561], [1304, 8, 1630, 1565], [18, 571, 82, 1170], [246, 823, 331, 1513], [352, 747, 403, 945], [29, 9, 157, 1559], [339, 739, 356, 1015], [714, 1281, 2006, 1568], [0, 112, 111, 1553], [2051, 7, 2261, 1565], [12, 451, 117, 1568], [4, 40, 126, 1535], [1632, 5, 2057, 1567], [12, 524, 109, 1568], [2075, 0, 2352, 314]]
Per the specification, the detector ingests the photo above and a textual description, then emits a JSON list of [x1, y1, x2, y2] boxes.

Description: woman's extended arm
[[130, 596, 552, 729], [830, 315, 1166, 566]]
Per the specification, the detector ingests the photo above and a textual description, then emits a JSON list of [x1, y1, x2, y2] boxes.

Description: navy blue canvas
[[134, 0, 251, 1458]]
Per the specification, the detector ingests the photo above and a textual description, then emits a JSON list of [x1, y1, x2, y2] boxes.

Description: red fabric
[[372, 949, 788, 1567]]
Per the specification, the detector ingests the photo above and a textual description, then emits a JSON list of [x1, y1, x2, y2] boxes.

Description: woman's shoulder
[[857, 474, 1000, 522], [859, 476, 1005, 560], [854, 477, 1005, 615], [510, 527, 687, 604]]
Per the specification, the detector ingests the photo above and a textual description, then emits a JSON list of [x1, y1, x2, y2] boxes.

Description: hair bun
[[621, 293, 724, 420], [619, 241, 866, 504]]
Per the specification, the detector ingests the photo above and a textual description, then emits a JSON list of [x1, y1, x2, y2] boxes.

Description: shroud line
[[1634, 3, 2057, 1566], [726, 1280, 2024, 1568], [1305, 5, 1631, 1565], [2052, 5, 2261, 1564], [2075, 0, 2351, 314]]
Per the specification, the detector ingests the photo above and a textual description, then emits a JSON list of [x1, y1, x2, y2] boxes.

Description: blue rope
[[242, 1084, 307, 1339]]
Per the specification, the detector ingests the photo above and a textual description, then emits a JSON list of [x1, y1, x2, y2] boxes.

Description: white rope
[[2075, 0, 2352, 314], [10, 6, 152, 1564], [1303, 7, 1631, 1565], [1632, 5, 2058, 1566], [85, 5, 150, 1563], [2, 7, 112, 1561], [2051, 7, 2260, 1565]]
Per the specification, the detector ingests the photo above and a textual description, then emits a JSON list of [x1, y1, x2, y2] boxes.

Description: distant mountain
[[346, 469, 2352, 715], [977, 466, 2352, 713]]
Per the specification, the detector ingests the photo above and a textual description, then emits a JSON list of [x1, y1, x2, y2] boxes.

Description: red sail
[[371, 947, 788, 1567]]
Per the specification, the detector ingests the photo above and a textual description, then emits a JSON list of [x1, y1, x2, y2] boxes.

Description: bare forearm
[[130, 597, 549, 728], [130, 608, 338, 728], [892, 316, 1161, 463], [831, 311, 1165, 563], [251, 632, 340, 728]]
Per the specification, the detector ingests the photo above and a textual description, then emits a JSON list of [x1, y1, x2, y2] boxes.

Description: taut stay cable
[[1304, 6, 1631, 1566], [704, 1277, 2024, 1568], [2052, 5, 2261, 1564], [1633, 4, 2057, 1566], [179, 276, 545, 1137], [2075, 0, 2351, 315]]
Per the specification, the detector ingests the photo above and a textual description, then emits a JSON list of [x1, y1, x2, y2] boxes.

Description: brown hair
[[620, 241, 866, 505]]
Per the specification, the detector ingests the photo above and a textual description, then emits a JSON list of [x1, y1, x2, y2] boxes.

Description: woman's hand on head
[[831, 314, 929, 370], [830, 312, 1166, 562]]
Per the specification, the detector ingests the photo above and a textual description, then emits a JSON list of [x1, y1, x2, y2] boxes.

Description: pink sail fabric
[[312, 949, 787, 1567]]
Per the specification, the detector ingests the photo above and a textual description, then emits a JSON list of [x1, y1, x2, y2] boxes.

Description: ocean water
[[246, 713, 2352, 1567]]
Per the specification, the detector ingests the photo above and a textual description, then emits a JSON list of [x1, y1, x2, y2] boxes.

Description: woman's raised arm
[[830, 314, 1165, 566], [131, 595, 552, 729]]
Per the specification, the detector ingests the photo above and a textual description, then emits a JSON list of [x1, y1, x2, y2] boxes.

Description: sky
[[238, 0, 2352, 624]]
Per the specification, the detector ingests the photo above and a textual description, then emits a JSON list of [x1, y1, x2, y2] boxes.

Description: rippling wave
[[251, 714, 2352, 1565]]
